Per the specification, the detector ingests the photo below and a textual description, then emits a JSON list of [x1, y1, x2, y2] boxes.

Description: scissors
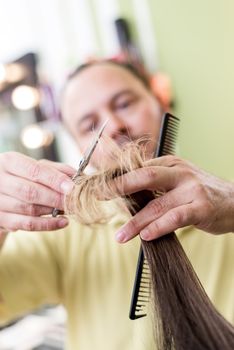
[[52, 119, 108, 217]]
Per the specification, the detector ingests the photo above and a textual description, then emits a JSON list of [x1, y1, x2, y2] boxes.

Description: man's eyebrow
[[110, 89, 135, 103], [77, 90, 135, 127], [77, 113, 95, 128]]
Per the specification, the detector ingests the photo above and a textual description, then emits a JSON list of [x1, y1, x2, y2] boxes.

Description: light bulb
[[21, 124, 54, 149], [11, 85, 40, 110]]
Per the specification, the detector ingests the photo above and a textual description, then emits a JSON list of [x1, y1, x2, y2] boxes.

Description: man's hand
[[114, 155, 234, 242], [0, 152, 75, 232]]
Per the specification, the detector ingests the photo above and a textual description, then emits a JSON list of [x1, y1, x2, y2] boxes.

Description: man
[[0, 60, 233, 349]]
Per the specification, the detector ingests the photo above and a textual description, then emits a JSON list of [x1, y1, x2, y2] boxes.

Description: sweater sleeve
[[0, 227, 67, 325]]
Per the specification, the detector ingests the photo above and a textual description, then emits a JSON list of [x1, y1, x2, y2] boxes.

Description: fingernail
[[58, 218, 69, 228], [61, 181, 74, 194], [140, 229, 150, 240], [115, 229, 128, 243]]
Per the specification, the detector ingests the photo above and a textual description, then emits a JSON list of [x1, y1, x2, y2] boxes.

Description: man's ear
[[150, 72, 173, 111]]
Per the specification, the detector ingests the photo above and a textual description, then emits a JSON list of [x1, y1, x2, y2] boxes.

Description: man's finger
[[139, 204, 199, 241], [1, 152, 74, 195], [0, 212, 69, 232], [115, 186, 192, 242], [0, 174, 65, 210], [38, 159, 76, 177], [112, 166, 179, 197], [144, 155, 187, 168], [0, 193, 54, 216]]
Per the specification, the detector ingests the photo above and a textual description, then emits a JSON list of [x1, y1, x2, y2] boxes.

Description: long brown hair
[[65, 140, 234, 350]]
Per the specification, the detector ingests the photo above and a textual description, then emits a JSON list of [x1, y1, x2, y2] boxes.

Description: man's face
[[61, 63, 163, 167]]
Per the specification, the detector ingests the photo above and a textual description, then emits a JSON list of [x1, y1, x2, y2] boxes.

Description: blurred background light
[[21, 124, 54, 149], [11, 85, 40, 110]]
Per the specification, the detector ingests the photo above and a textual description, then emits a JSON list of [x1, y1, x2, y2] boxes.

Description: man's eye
[[87, 123, 97, 132], [116, 100, 133, 110], [80, 121, 97, 134]]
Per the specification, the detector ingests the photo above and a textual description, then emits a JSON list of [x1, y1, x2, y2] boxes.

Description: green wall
[[66, 0, 234, 179], [147, 0, 234, 178]]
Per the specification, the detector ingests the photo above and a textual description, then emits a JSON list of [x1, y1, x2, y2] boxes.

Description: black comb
[[129, 112, 179, 320]]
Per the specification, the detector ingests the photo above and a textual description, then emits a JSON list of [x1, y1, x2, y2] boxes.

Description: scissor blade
[[72, 119, 108, 180], [52, 120, 108, 217], [83, 119, 108, 164]]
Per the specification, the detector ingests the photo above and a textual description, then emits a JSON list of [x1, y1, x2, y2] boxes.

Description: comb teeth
[[155, 113, 179, 158], [129, 113, 180, 320], [129, 248, 151, 319]]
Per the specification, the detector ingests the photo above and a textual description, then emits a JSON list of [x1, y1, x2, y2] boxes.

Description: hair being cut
[[65, 139, 234, 350]]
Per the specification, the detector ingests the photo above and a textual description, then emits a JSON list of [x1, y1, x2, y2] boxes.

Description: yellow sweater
[[0, 213, 233, 349]]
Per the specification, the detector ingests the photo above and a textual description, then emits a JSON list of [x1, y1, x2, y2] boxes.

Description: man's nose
[[103, 113, 127, 139]]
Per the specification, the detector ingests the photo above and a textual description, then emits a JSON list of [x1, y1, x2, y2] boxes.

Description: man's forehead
[[62, 64, 143, 114], [65, 63, 144, 97]]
